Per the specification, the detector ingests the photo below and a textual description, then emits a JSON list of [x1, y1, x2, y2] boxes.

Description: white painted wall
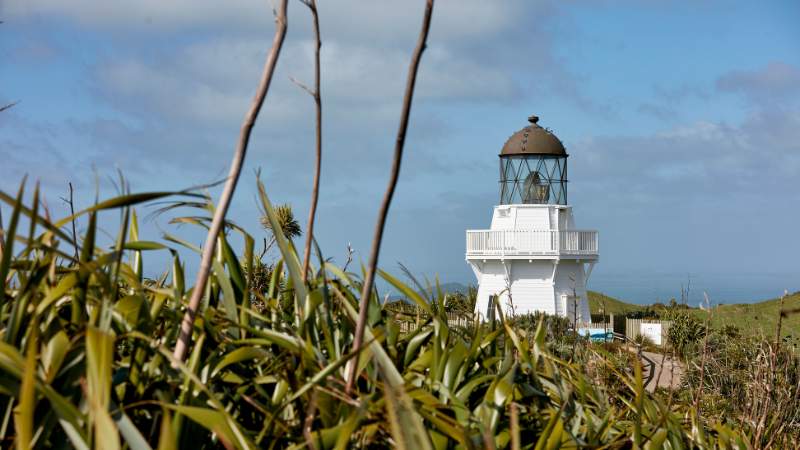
[[470, 203, 594, 322], [513, 207, 550, 229], [474, 261, 510, 319], [490, 206, 515, 230], [509, 261, 556, 315], [553, 260, 590, 322], [491, 205, 577, 231]]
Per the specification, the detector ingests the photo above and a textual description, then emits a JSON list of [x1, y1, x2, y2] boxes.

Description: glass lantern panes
[[499, 155, 567, 205]]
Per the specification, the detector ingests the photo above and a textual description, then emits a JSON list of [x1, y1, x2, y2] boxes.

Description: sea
[[388, 271, 798, 307], [588, 271, 799, 307]]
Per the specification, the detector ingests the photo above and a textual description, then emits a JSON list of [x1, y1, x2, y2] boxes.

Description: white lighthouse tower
[[466, 115, 598, 322]]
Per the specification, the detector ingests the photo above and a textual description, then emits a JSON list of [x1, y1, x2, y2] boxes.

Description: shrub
[[682, 329, 800, 447], [666, 311, 706, 358]]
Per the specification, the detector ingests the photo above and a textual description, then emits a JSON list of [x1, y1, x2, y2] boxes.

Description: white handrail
[[466, 229, 598, 256]]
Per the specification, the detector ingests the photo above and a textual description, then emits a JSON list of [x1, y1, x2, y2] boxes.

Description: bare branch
[[302, 389, 319, 450], [172, 0, 289, 363], [0, 101, 19, 113], [300, 0, 323, 284], [342, 242, 354, 272], [775, 290, 787, 349], [346, 0, 435, 394], [62, 182, 79, 261], [288, 75, 315, 97]]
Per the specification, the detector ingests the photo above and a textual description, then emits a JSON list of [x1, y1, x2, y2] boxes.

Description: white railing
[[466, 229, 598, 257]]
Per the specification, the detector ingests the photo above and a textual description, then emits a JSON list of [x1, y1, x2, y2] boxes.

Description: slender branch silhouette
[[58, 182, 79, 261], [346, 0, 435, 394], [298, 0, 323, 284], [173, 0, 289, 363], [0, 101, 18, 113]]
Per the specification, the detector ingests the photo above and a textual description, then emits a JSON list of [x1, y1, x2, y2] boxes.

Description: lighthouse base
[[469, 259, 591, 323]]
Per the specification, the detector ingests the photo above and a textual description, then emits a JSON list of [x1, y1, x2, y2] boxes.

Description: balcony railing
[[466, 229, 598, 257]]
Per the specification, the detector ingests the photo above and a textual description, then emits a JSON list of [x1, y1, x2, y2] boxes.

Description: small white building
[[466, 115, 598, 322]]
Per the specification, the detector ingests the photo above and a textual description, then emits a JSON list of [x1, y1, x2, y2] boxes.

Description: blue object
[[577, 328, 613, 342]]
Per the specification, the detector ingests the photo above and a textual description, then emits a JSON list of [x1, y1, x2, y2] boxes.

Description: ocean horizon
[[411, 271, 799, 307], [588, 271, 798, 307]]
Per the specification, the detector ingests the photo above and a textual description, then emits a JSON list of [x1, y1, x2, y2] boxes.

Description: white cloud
[[3, 0, 525, 42], [573, 109, 800, 205], [93, 35, 518, 127]]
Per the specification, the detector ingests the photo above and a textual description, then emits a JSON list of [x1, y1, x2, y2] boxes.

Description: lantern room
[[499, 115, 568, 205]]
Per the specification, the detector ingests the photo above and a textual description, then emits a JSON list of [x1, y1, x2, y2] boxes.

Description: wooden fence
[[625, 318, 672, 346], [385, 306, 673, 347], [384, 302, 478, 333]]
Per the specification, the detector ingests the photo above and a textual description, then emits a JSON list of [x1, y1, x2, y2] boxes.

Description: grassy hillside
[[587, 291, 645, 315], [689, 291, 800, 339], [588, 290, 800, 338]]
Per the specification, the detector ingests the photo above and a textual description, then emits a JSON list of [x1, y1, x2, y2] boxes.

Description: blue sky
[[1, 0, 799, 304]]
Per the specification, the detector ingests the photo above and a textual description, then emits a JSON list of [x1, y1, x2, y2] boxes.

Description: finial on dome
[[528, 115, 539, 124]]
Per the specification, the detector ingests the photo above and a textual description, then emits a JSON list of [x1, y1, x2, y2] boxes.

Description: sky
[[1, 0, 799, 305]]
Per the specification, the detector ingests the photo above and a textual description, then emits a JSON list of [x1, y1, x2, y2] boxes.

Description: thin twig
[[0, 101, 18, 113], [775, 290, 787, 350], [346, 0, 435, 395], [342, 242, 354, 272], [259, 237, 268, 260], [60, 182, 79, 261], [0, 206, 4, 263], [288, 76, 315, 97], [172, 0, 289, 363], [299, 0, 323, 284], [303, 389, 319, 450], [510, 402, 520, 450], [692, 293, 712, 412]]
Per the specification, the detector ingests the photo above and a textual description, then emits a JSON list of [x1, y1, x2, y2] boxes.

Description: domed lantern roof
[[500, 115, 567, 157], [498, 115, 569, 205]]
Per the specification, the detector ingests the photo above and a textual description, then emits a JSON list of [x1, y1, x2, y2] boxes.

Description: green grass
[[588, 290, 800, 339], [587, 291, 645, 315], [689, 292, 800, 340]]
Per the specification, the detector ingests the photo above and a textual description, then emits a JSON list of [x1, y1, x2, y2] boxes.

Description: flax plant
[[0, 179, 761, 449]]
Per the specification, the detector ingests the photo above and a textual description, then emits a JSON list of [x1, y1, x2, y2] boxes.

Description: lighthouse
[[466, 115, 598, 322]]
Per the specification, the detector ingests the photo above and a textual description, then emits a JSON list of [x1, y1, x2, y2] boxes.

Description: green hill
[[689, 291, 800, 339], [587, 291, 645, 315], [587, 290, 800, 338]]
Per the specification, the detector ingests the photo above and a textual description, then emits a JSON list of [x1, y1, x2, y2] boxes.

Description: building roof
[[499, 115, 568, 157]]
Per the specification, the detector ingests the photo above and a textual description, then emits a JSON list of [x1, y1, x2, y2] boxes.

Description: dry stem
[[173, 0, 289, 362], [692, 293, 712, 412], [346, 0, 435, 394], [0, 101, 18, 113], [59, 182, 79, 261], [299, 0, 323, 284]]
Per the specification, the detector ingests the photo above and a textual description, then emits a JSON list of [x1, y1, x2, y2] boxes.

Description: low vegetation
[[589, 290, 800, 340], [0, 181, 795, 449]]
